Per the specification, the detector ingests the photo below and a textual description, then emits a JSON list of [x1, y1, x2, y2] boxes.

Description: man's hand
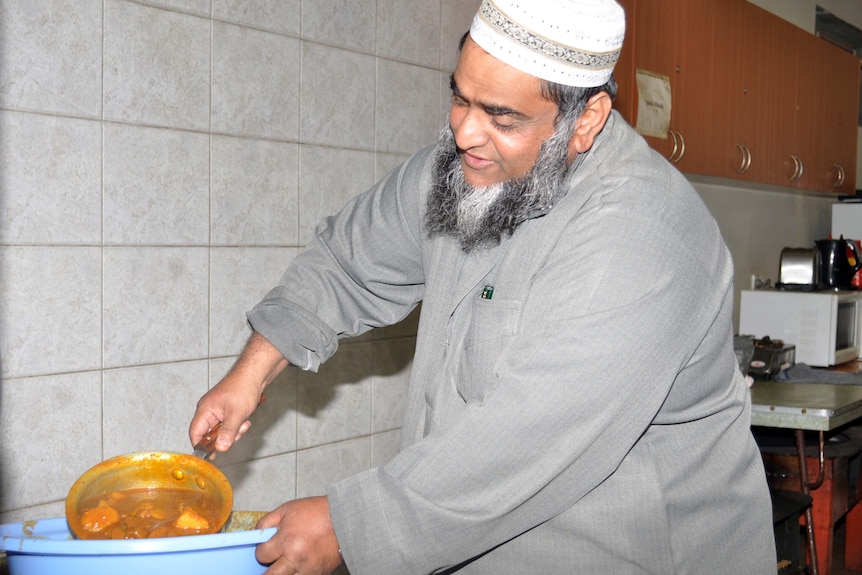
[[189, 332, 288, 454], [256, 496, 343, 575]]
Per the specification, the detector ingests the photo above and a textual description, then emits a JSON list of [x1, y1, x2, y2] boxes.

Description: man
[[190, 1, 776, 573]]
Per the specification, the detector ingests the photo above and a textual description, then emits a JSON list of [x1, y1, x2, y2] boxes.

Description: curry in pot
[[78, 487, 223, 539]]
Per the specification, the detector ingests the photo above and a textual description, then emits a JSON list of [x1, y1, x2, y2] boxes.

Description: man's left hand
[[255, 496, 343, 575]]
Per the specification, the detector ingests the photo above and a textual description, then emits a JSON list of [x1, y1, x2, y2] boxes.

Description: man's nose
[[450, 107, 487, 151]]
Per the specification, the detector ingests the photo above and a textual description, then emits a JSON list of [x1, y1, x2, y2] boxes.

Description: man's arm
[[189, 331, 287, 453]]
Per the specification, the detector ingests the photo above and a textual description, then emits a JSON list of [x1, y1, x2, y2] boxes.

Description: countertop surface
[[750, 360, 862, 431]]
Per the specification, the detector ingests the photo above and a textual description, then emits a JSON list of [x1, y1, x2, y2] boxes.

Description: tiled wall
[[0, 0, 481, 523]]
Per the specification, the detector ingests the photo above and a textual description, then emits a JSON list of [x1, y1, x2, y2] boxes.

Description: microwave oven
[[738, 289, 861, 367]]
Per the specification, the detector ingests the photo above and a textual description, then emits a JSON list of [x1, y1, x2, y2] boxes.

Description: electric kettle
[[815, 238, 862, 289]]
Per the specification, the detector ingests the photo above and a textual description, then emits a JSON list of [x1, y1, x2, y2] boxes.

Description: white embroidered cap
[[469, 0, 626, 88]]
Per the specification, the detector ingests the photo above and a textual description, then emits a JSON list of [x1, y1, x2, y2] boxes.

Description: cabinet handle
[[789, 155, 803, 182], [834, 164, 845, 188], [736, 144, 751, 174], [667, 130, 679, 162], [672, 130, 686, 164]]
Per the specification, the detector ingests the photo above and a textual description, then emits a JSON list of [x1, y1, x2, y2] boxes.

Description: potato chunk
[[174, 507, 209, 530], [80, 506, 120, 533]]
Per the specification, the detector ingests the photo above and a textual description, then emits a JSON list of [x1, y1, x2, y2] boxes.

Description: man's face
[[449, 37, 561, 188]]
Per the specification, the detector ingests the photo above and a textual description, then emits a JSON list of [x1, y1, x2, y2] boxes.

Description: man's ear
[[568, 92, 613, 156]]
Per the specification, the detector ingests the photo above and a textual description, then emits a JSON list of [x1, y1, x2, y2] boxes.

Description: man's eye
[[492, 116, 517, 131]]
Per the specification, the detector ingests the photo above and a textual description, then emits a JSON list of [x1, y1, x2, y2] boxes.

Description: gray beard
[[425, 117, 577, 252]]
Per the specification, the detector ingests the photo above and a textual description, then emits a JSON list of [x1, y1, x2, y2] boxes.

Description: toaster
[[776, 247, 821, 291]]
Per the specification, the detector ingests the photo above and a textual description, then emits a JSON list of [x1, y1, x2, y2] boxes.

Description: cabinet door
[[819, 40, 860, 195], [791, 31, 821, 191], [620, 0, 858, 193], [671, 0, 721, 175], [627, 0, 745, 175], [737, 2, 799, 187], [684, 0, 745, 178], [631, 0, 679, 161], [613, 0, 636, 123]]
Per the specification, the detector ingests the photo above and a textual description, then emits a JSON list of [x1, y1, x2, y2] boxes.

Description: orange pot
[[65, 452, 233, 540]]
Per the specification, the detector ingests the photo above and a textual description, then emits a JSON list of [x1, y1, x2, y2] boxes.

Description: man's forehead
[[451, 38, 549, 111]]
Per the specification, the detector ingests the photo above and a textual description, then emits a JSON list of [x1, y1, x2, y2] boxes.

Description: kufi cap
[[469, 0, 626, 87]]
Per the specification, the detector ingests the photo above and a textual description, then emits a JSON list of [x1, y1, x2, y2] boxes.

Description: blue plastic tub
[[0, 517, 276, 574]]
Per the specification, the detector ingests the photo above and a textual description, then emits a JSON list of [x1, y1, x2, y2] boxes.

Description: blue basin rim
[[0, 518, 276, 555]]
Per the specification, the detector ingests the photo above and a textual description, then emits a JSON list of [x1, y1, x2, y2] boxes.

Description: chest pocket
[[458, 297, 521, 403]]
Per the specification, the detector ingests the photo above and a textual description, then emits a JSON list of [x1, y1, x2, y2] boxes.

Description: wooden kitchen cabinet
[[793, 31, 825, 192], [615, 0, 860, 195], [618, 0, 745, 176], [736, 4, 860, 194], [737, 2, 802, 188], [674, 0, 746, 178], [696, 0, 746, 179], [612, 0, 636, 125], [795, 33, 859, 195], [625, 0, 677, 162], [817, 39, 860, 195]]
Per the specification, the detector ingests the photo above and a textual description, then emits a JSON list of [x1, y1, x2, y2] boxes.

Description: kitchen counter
[[751, 360, 862, 575], [750, 380, 862, 431]]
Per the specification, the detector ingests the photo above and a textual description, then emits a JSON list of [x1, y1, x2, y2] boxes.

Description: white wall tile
[[213, 0, 300, 36], [299, 146, 375, 244], [376, 61, 443, 154], [296, 436, 372, 498], [440, 0, 481, 70], [104, 0, 210, 130], [0, 111, 101, 245], [223, 452, 297, 512], [0, 0, 102, 117], [302, 0, 375, 52], [0, 372, 102, 511], [212, 22, 300, 139], [300, 43, 376, 149], [210, 247, 298, 357], [102, 361, 209, 457], [376, 0, 440, 68], [371, 338, 414, 433], [438, 68, 453, 136], [297, 343, 373, 449], [104, 124, 210, 245], [0, 247, 101, 379], [145, 0, 211, 17], [103, 247, 208, 367], [0, 500, 65, 524], [211, 136, 300, 246]]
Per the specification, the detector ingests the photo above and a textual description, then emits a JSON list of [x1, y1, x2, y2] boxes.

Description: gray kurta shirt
[[248, 111, 776, 574]]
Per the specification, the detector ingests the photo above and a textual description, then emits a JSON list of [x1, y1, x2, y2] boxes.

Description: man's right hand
[[189, 331, 289, 455]]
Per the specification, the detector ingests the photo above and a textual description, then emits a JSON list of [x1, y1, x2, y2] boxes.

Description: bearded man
[[190, 1, 776, 574]]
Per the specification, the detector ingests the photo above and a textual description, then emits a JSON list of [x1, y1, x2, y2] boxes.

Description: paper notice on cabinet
[[635, 69, 671, 138]]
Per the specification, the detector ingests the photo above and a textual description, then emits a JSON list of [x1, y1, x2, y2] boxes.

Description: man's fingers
[[216, 419, 253, 451]]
